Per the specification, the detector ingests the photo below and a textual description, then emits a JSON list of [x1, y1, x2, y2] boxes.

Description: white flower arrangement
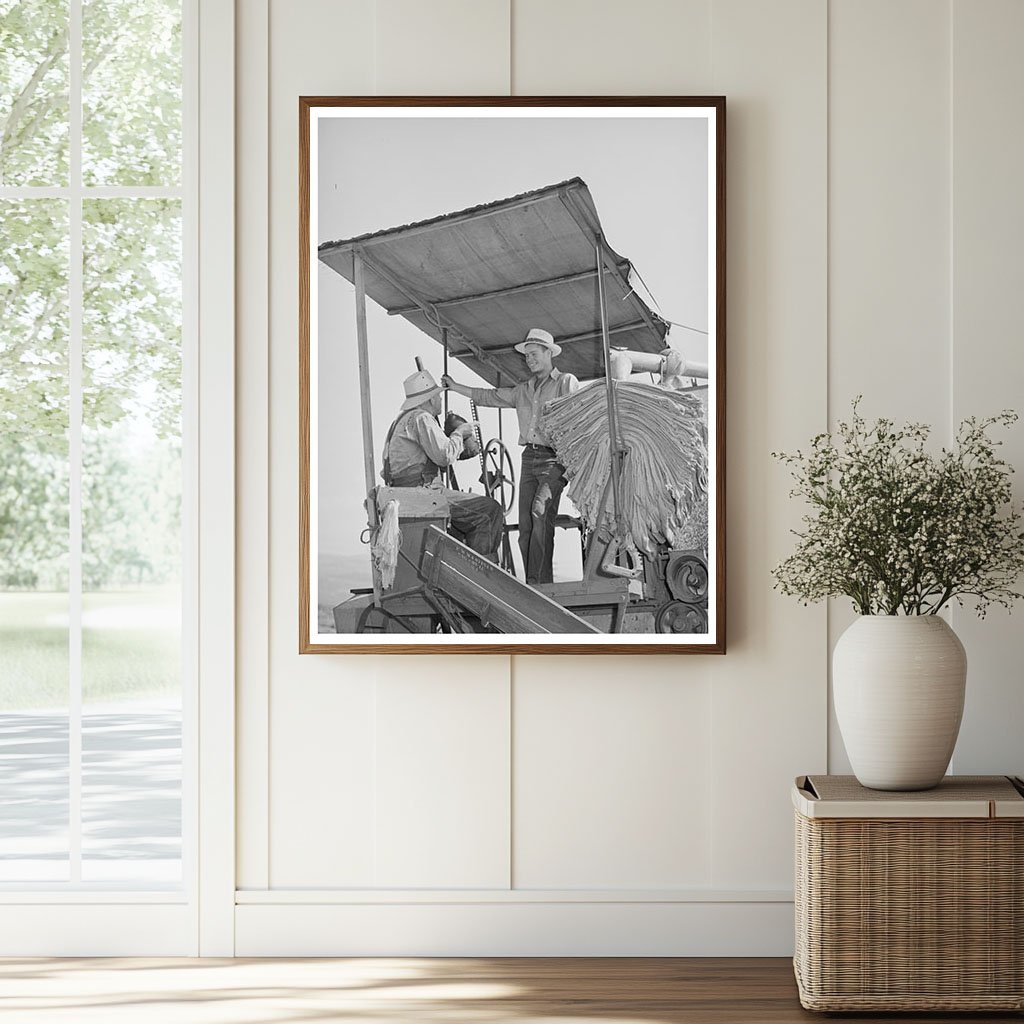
[[772, 400, 1024, 616]]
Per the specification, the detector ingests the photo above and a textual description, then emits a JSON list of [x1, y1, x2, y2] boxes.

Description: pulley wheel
[[655, 600, 708, 634], [356, 604, 413, 634], [482, 438, 516, 514], [666, 553, 709, 603]]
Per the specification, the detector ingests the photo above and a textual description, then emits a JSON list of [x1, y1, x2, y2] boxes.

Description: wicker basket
[[793, 775, 1024, 1012]]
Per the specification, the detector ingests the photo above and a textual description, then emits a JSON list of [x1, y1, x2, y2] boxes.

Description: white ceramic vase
[[833, 615, 967, 791]]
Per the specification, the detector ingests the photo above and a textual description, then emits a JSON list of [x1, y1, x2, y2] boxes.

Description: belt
[[523, 443, 556, 454], [388, 466, 439, 487]]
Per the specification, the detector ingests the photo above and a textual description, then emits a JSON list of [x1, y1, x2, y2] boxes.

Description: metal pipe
[[596, 234, 623, 530], [353, 249, 382, 604], [448, 319, 646, 360], [441, 328, 449, 418], [608, 348, 709, 382], [437, 338, 458, 489]]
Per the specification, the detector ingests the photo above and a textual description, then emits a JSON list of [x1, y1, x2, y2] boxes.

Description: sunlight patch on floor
[[0, 958, 679, 1024]]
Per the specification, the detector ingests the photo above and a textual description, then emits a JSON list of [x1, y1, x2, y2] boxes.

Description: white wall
[[234, 0, 1024, 955]]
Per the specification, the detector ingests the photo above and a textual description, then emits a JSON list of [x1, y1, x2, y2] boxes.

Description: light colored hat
[[401, 368, 442, 411], [514, 327, 561, 356]]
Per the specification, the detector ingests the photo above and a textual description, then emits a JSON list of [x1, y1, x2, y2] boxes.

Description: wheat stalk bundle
[[544, 381, 709, 555]]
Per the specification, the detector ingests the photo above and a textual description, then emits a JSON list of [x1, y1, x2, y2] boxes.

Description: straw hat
[[401, 368, 442, 411], [514, 327, 561, 356]]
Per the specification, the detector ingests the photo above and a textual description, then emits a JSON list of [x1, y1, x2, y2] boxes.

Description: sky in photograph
[[315, 111, 709, 613]]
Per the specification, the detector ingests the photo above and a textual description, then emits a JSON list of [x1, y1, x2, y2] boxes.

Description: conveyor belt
[[419, 526, 600, 634]]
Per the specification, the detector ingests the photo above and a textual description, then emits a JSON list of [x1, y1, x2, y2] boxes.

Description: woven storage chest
[[793, 775, 1024, 1012]]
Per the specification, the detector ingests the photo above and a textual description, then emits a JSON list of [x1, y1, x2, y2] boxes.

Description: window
[[0, 0, 192, 889]]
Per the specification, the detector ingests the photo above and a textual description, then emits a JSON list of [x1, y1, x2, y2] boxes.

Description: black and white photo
[[300, 98, 725, 652]]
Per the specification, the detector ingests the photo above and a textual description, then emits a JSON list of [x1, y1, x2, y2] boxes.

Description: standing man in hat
[[443, 328, 579, 585], [382, 365, 504, 561]]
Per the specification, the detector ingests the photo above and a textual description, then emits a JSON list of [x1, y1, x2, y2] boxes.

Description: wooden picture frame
[[300, 96, 725, 653]]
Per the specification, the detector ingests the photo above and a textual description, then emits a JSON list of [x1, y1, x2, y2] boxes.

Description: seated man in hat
[[443, 327, 579, 585], [382, 366, 504, 561]]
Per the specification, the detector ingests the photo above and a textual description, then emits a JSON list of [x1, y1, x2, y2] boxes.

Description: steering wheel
[[482, 438, 516, 514]]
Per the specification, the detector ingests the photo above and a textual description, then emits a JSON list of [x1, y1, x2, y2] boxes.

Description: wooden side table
[[792, 774, 1024, 1012]]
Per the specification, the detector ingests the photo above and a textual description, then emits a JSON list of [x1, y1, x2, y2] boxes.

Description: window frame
[[0, 0, 235, 956]]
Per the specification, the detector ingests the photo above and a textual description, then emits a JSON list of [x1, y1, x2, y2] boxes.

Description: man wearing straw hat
[[382, 365, 504, 561], [443, 328, 579, 584]]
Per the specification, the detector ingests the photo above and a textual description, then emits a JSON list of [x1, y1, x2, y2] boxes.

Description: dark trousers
[[388, 468, 504, 561], [518, 445, 567, 585], [448, 492, 505, 562]]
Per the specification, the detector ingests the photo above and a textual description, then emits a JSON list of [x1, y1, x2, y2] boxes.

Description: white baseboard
[[235, 899, 795, 956], [0, 904, 196, 956]]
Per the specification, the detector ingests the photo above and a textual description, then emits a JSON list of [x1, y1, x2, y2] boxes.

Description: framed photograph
[[300, 96, 725, 653]]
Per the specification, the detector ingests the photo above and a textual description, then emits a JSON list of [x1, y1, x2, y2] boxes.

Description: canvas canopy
[[318, 177, 671, 387]]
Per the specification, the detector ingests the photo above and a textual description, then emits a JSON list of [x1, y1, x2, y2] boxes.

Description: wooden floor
[[0, 957, 1019, 1023]]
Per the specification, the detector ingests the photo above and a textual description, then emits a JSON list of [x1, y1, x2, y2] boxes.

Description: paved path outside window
[[0, 702, 181, 884]]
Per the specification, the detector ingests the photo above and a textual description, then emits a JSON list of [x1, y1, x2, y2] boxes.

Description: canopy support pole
[[442, 327, 449, 418], [441, 328, 459, 490], [353, 249, 382, 604], [596, 234, 625, 535], [562, 185, 664, 343]]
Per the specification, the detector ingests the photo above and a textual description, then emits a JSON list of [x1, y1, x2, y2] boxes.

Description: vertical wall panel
[[509, 0, 717, 894], [270, 668, 379, 887], [513, 0, 711, 94], [266, 0, 380, 887], [827, 0, 952, 773], [709, 0, 828, 888], [376, 0, 510, 94], [375, 662, 510, 887], [513, 657, 713, 889], [950, 0, 1024, 777], [369, 0, 515, 889], [829, 0, 951, 427], [236, 0, 270, 893], [265, 0, 515, 890]]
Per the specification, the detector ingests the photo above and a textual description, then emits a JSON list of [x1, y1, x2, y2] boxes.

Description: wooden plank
[[539, 579, 629, 600], [0, 956, 818, 1016], [387, 266, 609, 315], [420, 527, 601, 634], [320, 189, 575, 257], [376, 486, 450, 518]]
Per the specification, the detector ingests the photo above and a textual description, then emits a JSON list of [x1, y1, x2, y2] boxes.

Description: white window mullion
[[0, 186, 183, 200], [0, 187, 68, 199], [181, 0, 200, 914], [68, 0, 83, 885]]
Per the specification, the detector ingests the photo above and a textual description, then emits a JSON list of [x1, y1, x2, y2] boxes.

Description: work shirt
[[469, 368, 580, 446], [383, 407, 464, 484]]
